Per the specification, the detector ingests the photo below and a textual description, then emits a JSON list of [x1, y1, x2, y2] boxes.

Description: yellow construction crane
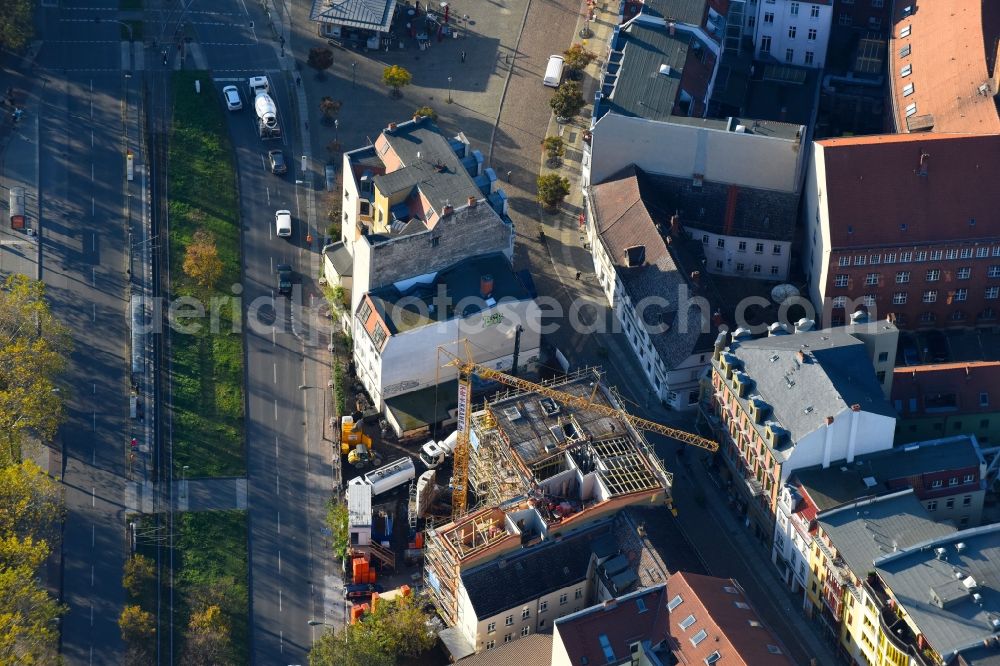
[[441, 347, 718, 518]]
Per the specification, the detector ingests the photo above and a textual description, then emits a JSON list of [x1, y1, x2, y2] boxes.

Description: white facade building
[[751, 0, 833, 69]]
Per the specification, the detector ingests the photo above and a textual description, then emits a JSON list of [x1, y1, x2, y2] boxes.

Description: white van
[[543, 55, 565, 88], [275, 210, 292, 237]]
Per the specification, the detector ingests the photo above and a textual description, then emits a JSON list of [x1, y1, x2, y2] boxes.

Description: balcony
[[866, 579, 938, 666]]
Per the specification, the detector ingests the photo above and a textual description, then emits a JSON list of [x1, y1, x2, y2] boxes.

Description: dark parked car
[[926, 330, 949, 363], [345, 583, 384, 600], [276, 264, 293, 296], [268, 149, 287, 175]]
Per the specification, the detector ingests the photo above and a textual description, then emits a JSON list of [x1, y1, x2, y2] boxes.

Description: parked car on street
[[276, 264, 293, 296], [275, 210, 292, 238], [268, 149, 287, 175], [222, 85, 242, 111]]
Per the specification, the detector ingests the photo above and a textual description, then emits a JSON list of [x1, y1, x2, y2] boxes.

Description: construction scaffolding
[[468, 408, 524, 510]]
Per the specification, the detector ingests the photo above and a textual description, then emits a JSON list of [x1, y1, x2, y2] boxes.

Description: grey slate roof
[[324, 241, 353, 276], [374, 121, 482, 216], [725, 327, 896, 455], [641, 172, 799, 242], [310, 0, 396, 31], [639, 0, 707, 25], [367, 252, 529, 334], [591, 166, 706, 370], [795, 435, 984, 511], [875, 524, 1000, 662], [604, 16, 690, 122], [461, 526, 607, 619], [817, 491, 955, 579]]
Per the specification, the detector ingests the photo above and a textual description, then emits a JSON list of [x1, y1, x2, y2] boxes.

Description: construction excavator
[[440, 347, 718, 518]]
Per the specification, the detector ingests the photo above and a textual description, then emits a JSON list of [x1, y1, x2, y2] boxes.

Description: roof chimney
[[669, 214, 682, 237], [668, 21, 676, 35], [387, 122, 397, 132], [851, 404, 861, 412], [467, 196, 477, 208], [825, 416, 834, 426], [442, 204, 454, 217], [690, 271, 701, 285], [796, 350, 807, 363], [480, 274, 494, 298]]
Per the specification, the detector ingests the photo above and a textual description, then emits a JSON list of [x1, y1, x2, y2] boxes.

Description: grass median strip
[[168, 70, 244, 478]]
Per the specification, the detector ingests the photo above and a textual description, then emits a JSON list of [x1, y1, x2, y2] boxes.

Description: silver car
[[222, 85, 242, 111]]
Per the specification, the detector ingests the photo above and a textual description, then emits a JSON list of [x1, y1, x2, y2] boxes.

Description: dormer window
[[901, 64, 912, 77]]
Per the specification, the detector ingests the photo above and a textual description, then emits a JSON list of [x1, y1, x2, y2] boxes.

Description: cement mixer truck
[[248, 76, 282, 139]]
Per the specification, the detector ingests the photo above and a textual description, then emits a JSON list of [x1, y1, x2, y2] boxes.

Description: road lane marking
[[277, 511, 280, 534], [269, 256, 273, 273], [92, 303, 96, 321], [91, 196, 95, 215], [271, 328, 276, 345], [278, 588, 282, 612], [265, 186, 270, 205], [91, 163, 94, 180], [275, 436, 279, 460], [273, 363, 277, 383], [91, 130, 94, 147], [91, 565, 94, 586], [91, 232, 95, 251], [92, 412, 96, 431], [90, 602, 94, 625], [92, 448, 95, 465], [275, 473, 279, 494], [92, 488, 96, 507], [91, 524, 95, 547], [278, 550, 281, 573], [274, 399, 278, 420], [91, 267, 95, 286]]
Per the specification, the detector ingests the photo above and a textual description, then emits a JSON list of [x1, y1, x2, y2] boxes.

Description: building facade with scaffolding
[[423, 370, 676, 657]]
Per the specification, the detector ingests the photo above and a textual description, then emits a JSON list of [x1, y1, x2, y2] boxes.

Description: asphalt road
[[31, 8, 138, 664], [188, 2, 334, 661]]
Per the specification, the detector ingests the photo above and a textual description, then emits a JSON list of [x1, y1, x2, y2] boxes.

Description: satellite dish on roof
[[771, 284, 799, 304]]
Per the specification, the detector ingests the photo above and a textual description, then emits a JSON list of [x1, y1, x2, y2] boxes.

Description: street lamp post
[[334, 118, 339, 145], [447, 76, 453, 103]]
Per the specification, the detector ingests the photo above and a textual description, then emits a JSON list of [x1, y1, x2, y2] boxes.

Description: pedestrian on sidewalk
[[461, 50, 466, 63], [506, 170, 512, 182], [575, 271, 581, 280]]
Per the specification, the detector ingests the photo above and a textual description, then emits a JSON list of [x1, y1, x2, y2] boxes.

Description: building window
[[901, 63, 912, 77], [900, 24, 911, 37], [805, 50, 814, 64], [839, 256, 851, 267], [900, 252, 913, 262], [885, 253, 896, 264], [764, 12, 774, 24], [931, 479, 942, 489], [977, 247, 990, 258], [715, 260, 724, 270], [751, 264, 761, 274], [760, 35, 772, 53], [982, 308, 998, 320], [790, 2, 799, 15], [832, 296, 847, 308], [872, 0, 884, 7], [488, 622, 496, 633], [855, 255, 867, 266], [771, 266, 780, 275], [839, 13, 852, 26], [738, 241, 747, 252], [835, 275, 849, 287], [539, 601, 547, 613], [773, 244, 782, 255], [963, 495, 972, 506], [988, 266, 1000, 278], [755, 242, 765, 254], [576, 588, 584, 600], [784, 48, 794, 62], [736, 262, 745, 272], [930, 250, 943, 260], [903, 82, 914, 96], [504, 633, 513, 643], [958, 267, 971, 280], [522, 608, 530, 619], [923, 290, 937, 303], [986, 287, 1000, 300], [870, 254, 881, 265], [702, 234, 709, 244], [949, 477, 958, 486], [559, 593, 568, 605], [788, 26, 797, 39], [691, 629, 708, 646], [893, 292, 907, 305], [927, 500, 937, 512], [521, 626, 530, 637], [717, 238, 725, 249], [865, 273, 879, 286], [955, 288, 968, 302], [920, 312, 936, 324], [926, 269, 940, 282], [486, 640, 496, 650], [807, 28, 817, 40], [505, 615, 514, 626], [896, 271, 910, 284], [946, 249, 959, 260], [679, 614, 696, 630], [961, 248, 973, 258], [981, 392, 990, 407], [811, 6, 820, 18]]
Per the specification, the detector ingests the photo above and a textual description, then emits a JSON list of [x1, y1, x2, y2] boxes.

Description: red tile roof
[[668, 572, 795, 666], [554, 585, 671, 665], [891, 361, 1000, 417], [815, 133, 1000, 250], [889, 1, 1000, 134]]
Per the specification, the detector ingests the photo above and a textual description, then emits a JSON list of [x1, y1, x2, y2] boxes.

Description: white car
[[222, 85, 242, 111], [275, 210, 292, 238]]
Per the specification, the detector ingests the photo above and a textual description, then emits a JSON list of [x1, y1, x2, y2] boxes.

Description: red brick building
[[803, 133, 1000, 328]]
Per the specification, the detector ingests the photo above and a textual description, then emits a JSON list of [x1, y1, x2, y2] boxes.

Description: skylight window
[[723, 586, 738, 594], [667, 595, 683, 611], [599, 635, 616, 663], [635, 598, 647, 613], [900, 25, 911, 37], [905, 102, 917, 118], [903, 83, 914, 97], [901, 63, 912, 77], [690, 629, 708, 646], [768, 645, 784, 655], [705, 653, 721, 665], [734, 601, 750, 609], [899, 44, 911, 58], [679, 614, 697, 630]]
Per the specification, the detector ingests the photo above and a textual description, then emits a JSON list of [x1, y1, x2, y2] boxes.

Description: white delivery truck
[[418, 431, 458, 469], [543, 55, 565, 87]]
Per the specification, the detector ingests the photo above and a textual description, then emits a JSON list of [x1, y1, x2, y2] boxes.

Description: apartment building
[[751, 0, 833, 69], [705, 324, 897, 544], [352, 252, 542, 413], [809, 491, 956, 663], [892, 362, 1000, 445], [803, 133, 1000, 329], [830, 0, 891, 37], [887, 1, 1000, 134], [585, 166, 716, 410], [328, 116, 512, 316]]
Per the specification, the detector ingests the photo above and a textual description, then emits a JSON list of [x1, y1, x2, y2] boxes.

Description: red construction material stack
[[415, 532, 424, 548]]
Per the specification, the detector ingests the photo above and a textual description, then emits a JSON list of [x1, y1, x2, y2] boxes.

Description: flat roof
[[367, 253, 529, 334], [794, 435, 983, 512], [309, 0, 396, 31], [875, 524, 1000, 660], [385, 379, 458, 434]]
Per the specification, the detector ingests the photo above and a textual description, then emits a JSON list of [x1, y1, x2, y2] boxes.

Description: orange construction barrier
[[371, 592, 381, 613], [400, 584, 412, 597], [415, 532, 424, 548], [350, 604, 366, 624]]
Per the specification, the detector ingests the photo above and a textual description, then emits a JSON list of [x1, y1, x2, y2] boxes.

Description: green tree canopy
[[122, 553, 156, 599], [309, 596, 437, 665], [549, 81, 586, 119], [382, 65, 412, 97], [537, 173, 571, 209], [308, 48, 335, 76], [563, 43, 597, 72], [0, 0, 34, 53]]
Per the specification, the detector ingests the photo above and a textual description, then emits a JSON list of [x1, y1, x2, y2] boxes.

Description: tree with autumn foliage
[[182, 604, 234, 666], [182, 229, 224, 290]]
